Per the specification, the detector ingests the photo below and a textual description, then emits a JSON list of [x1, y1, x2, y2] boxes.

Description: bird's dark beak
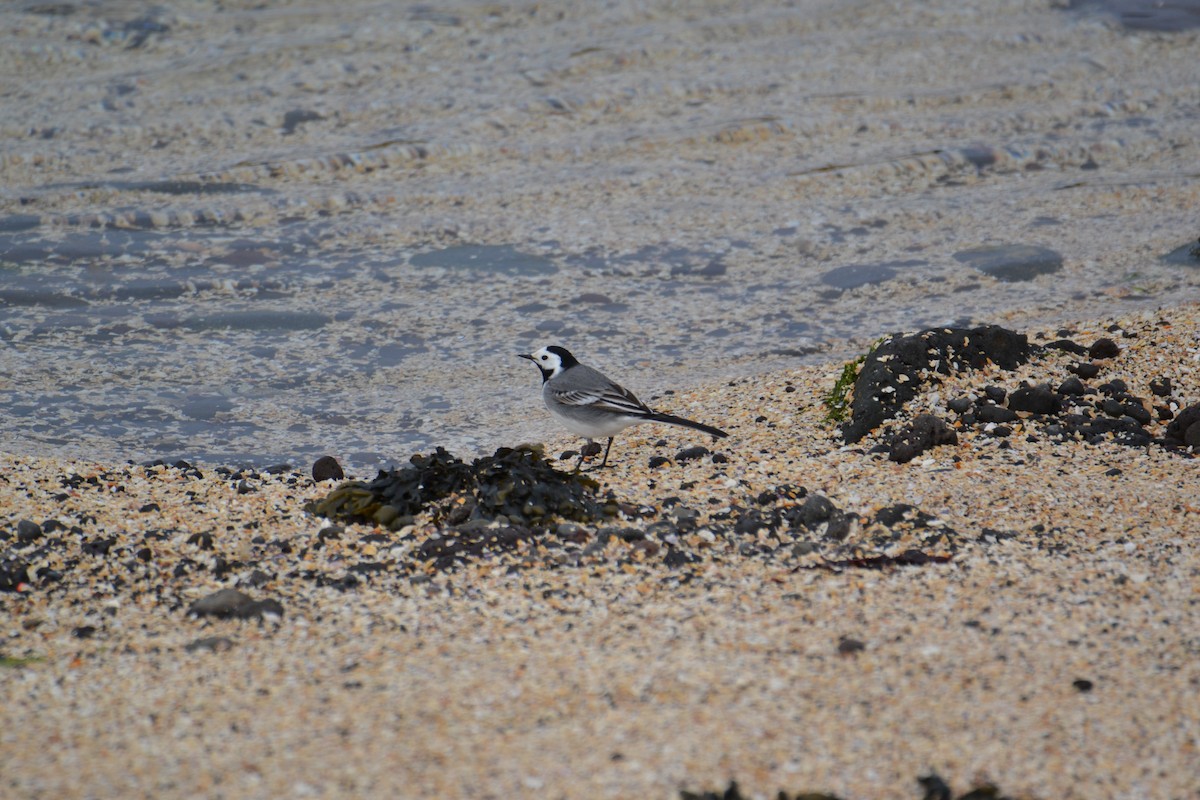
[[518, 353, 535, 362]]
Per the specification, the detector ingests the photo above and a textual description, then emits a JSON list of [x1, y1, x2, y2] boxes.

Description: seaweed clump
[[308, 445, 615, 530]]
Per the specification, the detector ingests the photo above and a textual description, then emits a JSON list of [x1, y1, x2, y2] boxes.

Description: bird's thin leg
[[598, 436, 614, 469], [574, 440, 592, 472]]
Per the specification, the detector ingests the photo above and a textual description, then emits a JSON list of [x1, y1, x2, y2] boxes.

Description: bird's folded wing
[[550, 385, 652, 416]]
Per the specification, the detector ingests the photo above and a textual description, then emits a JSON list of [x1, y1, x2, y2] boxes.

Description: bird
[[519, 345, 728, 469]]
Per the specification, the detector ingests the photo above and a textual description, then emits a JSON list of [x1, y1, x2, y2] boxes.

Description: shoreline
[[4, 303, 1199, 798]]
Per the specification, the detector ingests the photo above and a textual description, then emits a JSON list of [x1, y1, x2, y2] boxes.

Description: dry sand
[[4, 304, 1199, 799]]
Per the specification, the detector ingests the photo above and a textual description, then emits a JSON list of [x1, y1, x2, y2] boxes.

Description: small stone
[[947, 396, 973, 414], [1044, 339, 1088, 355], [189, 588, 255, 618], [794, 494, 835, 529], [187, 588, 282, 620], [16, 520, 43, 544], [1088, 338, 1120, 359], [1008, 384, 1062, 415], [1067, 361, 1101, 379], [1073, 678, 1095, 692], [887, 414, 958, 463], [1149, 377, 1172, 397], [837, 636, 866, 655], [976, 403, 1017, 424], [648, 456, 672, 469], [185, 636, 236, 653], [312, 456, 344, 482], [675, 445, 709, 462], [1057, 377, 1087, 395]]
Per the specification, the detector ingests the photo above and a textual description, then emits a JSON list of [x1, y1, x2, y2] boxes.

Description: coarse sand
[[3, 305, 1199, 799]]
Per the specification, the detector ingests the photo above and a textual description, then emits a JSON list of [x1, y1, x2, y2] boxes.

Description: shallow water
[[2, 0, 1199, 468]]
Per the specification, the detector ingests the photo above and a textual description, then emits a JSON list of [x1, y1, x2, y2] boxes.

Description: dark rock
[[1186, 425, 1200, 448], [842, 325, 1031, 442], [1088, 337, 1120, 359], [580, 441, 604, 459], [81, 536, 116, 556], [734, 512, 768, 535], [138, 502, 160, 513], [1067, 361, 1101, 379], [16, 520, 43, 544], [1057, 377, 1087, 395], [917, 773, 953, 800], [982, 386, 1007, 404], [232, 598, 284, 620], [1100, 397, 1148, 424], [947, 396, 973, 414], [0, 562, 30, 592], [675, 446, 709, 462], [976, 403, 1018, 424], [281, 108, 324, 135], [871, 504, 945, 530], [186, 532, 213, 550], [887, 414, 958, 463], [312, 456, 345, 481], [72, 625, 97, 639], [837, 636, 866, 655], [1149, 377, 1172, 397], [1072, 678, 1094, 692], [823, 513, 855, 541], [663, 547, 699, 568], [792, 494, 835, 529], [188, 588, 255, 618], [648, 456, 672, 469], [1008, 384, 1062, 415], [188, 588, 283, 620], [1044, 339, 1088, 355], [1165, 403, 1200, 444], [238, 569, 272, 588], [1097, 378, 1128, 396]]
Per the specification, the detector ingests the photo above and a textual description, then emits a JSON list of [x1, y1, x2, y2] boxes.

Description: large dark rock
[[841, 325, 1031, 442]]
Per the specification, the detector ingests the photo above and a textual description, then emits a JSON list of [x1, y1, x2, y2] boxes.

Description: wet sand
[[2, 0, 1200, 465]]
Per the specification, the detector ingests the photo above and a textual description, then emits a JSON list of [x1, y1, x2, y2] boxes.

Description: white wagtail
[[519, 345, 728, 469]]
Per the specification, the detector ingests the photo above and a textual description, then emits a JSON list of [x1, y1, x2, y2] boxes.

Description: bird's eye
[[540, 355, 547, 360]]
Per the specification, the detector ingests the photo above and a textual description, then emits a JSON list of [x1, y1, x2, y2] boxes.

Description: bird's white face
[[525, 346, 564, 377]]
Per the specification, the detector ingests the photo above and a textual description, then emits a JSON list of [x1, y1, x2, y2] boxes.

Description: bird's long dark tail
[[646, 412, 729, 439]]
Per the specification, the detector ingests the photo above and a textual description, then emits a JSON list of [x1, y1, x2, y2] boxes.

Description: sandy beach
[[4, 303, 1200, 799], [4, 1, 1200, 797]]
